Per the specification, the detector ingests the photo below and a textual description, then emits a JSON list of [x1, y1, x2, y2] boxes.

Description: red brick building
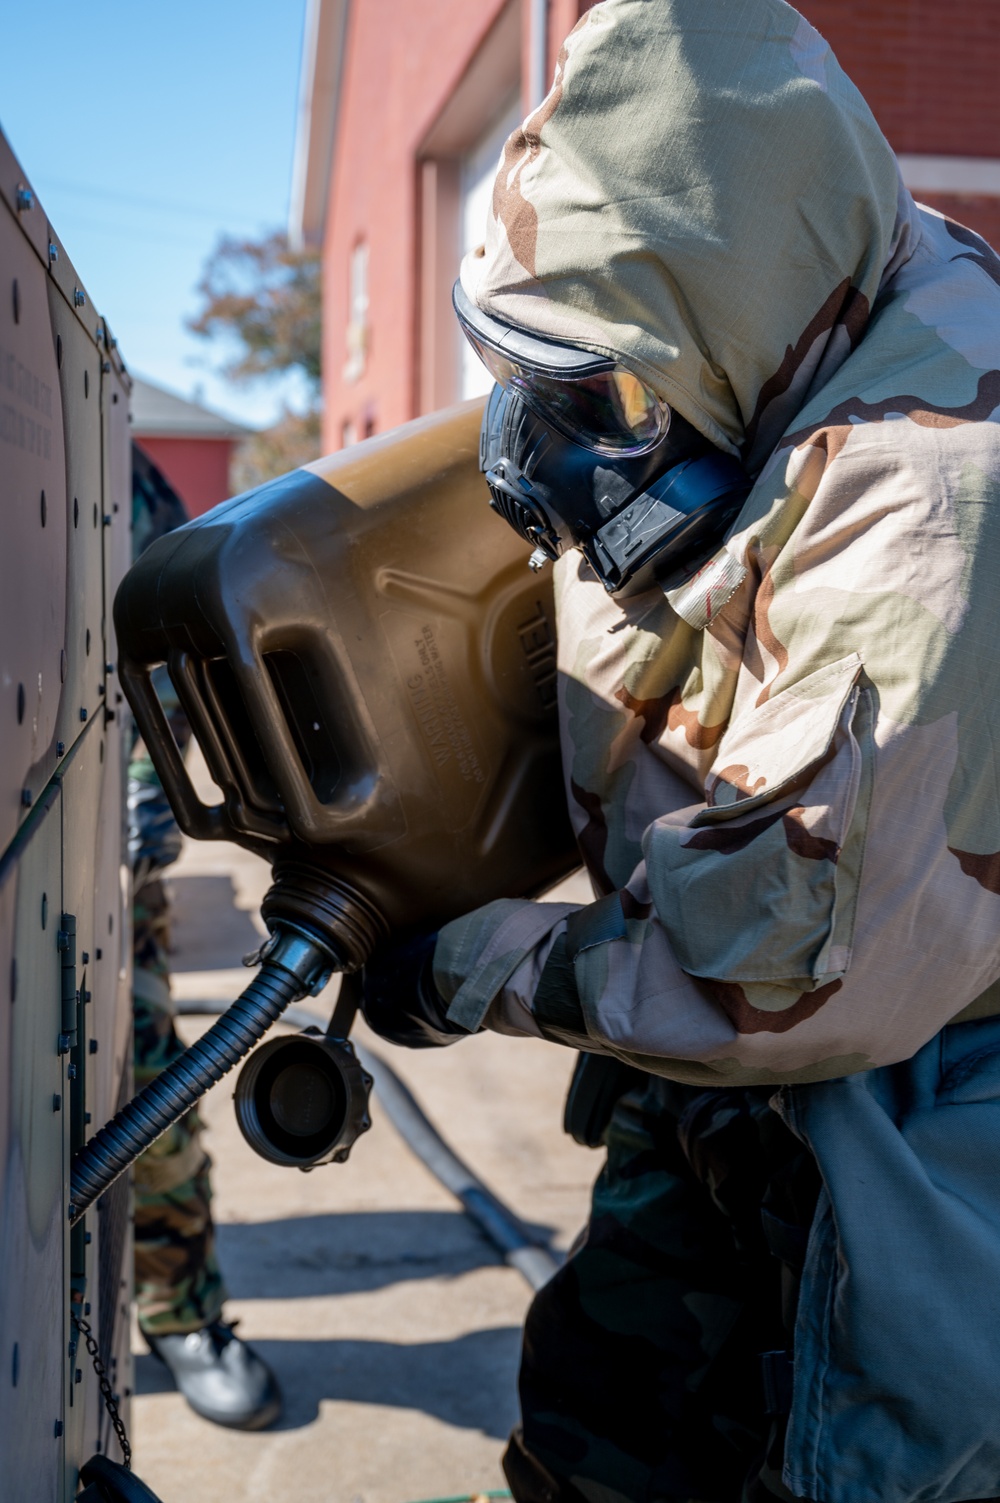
[[290, 0, 1000, 453], [131, 376, 250, 518]]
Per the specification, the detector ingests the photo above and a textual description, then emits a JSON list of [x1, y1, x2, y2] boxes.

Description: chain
[[71, 1312, 131, 1470]]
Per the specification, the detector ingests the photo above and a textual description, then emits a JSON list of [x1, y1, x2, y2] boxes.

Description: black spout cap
[[234, 1031, 373, 1170]]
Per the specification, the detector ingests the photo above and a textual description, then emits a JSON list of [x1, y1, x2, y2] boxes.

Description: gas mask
[[454, 281, 750, 597]]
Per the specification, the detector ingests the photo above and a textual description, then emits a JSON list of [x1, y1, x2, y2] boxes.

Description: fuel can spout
[[69, 859, 386, 1221], [69, 918, 337, 1224]]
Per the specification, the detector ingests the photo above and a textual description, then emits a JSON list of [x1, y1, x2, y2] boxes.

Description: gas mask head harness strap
[[454, 280, 751, 598]]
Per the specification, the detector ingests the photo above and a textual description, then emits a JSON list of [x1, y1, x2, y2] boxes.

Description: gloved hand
[[359, 931, 469, 1048]]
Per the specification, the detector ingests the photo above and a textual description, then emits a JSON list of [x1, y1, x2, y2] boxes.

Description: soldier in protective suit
[[360, 3, 1000, 1501]]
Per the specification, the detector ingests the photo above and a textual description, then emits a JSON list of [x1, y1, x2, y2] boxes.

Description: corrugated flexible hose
[[68, 926, 336, 1225]]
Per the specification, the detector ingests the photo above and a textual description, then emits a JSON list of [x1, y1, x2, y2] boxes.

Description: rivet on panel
[[73, 497, 79, 528], [83, 369, 89, 398], [12, 279, 19, 324], [59, 650, 67, 685], [41, 892, 48, 929], [56, 333, 62, 367], [40, 489, 47, 527], [16, 683, 24, 724], [93, 502, 98, 528], [95, 948, 102, 960], [99, 740, 105, 762], [85, 628, 91, 657], [11, 1342, 18, 1386]]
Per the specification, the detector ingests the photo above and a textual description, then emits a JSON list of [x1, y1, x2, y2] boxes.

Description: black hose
[[352, 1039, 560, 1291], [69, 928, 336, 1225]]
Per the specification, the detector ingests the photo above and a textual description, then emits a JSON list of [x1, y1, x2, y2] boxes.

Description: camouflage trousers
[[133, 878, 227, 1336], [503, 1073, 821, 1503]]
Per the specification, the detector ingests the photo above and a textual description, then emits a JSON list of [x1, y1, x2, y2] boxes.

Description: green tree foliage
[[188, 231, 323, 487]]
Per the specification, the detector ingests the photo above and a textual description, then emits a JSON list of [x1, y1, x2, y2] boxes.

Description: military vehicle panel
[[0, 125, 133, 1500]]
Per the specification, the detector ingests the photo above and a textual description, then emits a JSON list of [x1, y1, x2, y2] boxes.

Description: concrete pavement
[[131, 752, 597, 1503]]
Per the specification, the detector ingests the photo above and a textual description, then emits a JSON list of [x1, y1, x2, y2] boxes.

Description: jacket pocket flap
[[693, 654, 863, 825]]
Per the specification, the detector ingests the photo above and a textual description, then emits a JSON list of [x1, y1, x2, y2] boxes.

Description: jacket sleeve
[[436, 646, 992, 1082], [435, 580, 1000, 1088], [433, 658, 878, 1085]]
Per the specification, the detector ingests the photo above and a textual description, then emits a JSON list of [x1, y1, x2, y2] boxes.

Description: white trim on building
[[289, 0, 351, 250], [898, 154, 1000, 197]]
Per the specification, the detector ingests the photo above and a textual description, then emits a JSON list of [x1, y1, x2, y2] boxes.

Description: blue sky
[[2, 0, 308, 428]]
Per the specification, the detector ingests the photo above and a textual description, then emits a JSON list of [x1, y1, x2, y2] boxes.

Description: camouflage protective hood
[[461, 0, 908, 472]]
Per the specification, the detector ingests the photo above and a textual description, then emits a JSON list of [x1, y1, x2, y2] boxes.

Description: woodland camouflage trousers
[[133, 878, 227, 1336], [503, 1074, 821, 1503]]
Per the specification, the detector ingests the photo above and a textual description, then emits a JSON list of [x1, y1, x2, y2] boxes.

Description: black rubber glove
[[359, 932, 468, 1049]]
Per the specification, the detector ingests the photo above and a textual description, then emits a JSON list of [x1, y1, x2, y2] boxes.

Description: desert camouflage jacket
[[435, 0, 1000, 1086]]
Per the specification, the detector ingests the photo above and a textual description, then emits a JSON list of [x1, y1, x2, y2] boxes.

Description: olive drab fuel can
[[114, 399, 578, 967]]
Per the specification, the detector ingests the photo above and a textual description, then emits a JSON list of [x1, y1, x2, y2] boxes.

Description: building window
[[341, 417, 357, 449], [344, 240, 369, 384]]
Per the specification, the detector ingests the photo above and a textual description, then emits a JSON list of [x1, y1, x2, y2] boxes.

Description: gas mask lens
[[455, 285, 670, 456], [508, 367, 669, 455]]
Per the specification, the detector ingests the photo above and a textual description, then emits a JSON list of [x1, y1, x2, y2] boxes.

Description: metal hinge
[[57, 914, 77, 1054]]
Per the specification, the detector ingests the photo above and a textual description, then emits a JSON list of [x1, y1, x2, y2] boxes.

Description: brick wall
[[321, 0, 509, 450], [798, 1, 1000, 248], [798, 1, 1000, 156]]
